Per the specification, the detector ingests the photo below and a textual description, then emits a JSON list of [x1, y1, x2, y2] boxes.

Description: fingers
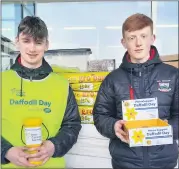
[[116, 128, 127, 136], [25, 144, 51, 167], [27, 147, 41, 157], [42, 157, 49, 165], [28, 151, 42, 158], [115, 120, 126, 129], [21, 146, 29, 151], [164, 119, 168, 123], [115, 130, 129, 143], [116, 133, 128, 143], [119, 120, 126, 125], [27, 147, 41, 153], [114, 120, 129, 143], [28, 146, 47, 158], [28, 151, 47, 159], [18, 157, 35, 167], [28, 147, 49, 166], [19, 151, 29, 158], [29, 154, 48, 162]]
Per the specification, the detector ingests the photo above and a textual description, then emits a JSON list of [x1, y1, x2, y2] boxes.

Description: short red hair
[[122, 13, 153, 37]]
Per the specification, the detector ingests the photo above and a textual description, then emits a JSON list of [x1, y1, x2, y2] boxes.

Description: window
[[2, 1, 178, 68], [2, 3, 22, 41], [36, 1, 151, 66], [153, 1, 178, 56], [1, 2, 35, 71], [23, 3, 35, 17]]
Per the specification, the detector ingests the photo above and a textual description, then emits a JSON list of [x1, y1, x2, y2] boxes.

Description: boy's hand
[[28, 140, 55, 165], [5, 146, 35, 167], [114, 120, 129, 143], [164, 119, 168, 123]]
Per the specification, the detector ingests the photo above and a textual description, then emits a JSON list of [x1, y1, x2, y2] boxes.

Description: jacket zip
[[139, 70, 149, 168]]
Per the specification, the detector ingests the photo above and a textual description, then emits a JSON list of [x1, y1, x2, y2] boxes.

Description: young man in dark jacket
[[1, 16, 81, 168], [93, 13, 178, 169]]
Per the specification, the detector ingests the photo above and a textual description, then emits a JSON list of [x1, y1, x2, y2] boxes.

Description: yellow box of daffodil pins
[[122, 98, 173, 147]]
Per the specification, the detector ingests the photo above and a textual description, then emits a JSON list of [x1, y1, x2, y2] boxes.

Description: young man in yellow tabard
[[1, 16, 81, 168]]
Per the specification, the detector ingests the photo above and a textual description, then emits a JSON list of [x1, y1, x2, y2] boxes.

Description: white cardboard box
[[122, 98, 173, 147]]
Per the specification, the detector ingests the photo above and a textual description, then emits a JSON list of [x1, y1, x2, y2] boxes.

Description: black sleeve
[[1, 136, 13, 164], [168, 76, 178, 140], [48, 86, 81, 157], [93, 76, 118, 139]]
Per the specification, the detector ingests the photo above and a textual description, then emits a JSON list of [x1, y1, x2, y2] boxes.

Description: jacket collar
[[10, 55, 53, 80], [120, 45, 162, 73]]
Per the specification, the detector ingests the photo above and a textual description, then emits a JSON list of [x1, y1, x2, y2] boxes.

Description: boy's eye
[[129, 37, 135, 40], [23, 40, 29, 43], [36, 41, 43, 44]]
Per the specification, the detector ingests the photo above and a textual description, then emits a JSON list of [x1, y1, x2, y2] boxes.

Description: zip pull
[[139, 72, 142, 77], [129, 86, 134, 100]]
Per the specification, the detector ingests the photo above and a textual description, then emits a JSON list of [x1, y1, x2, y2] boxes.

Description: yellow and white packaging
[[74, 91, 97, 98], [78, 106, 93, 124], [122, 98, 173, 147], [61, 72, 109, 84], [70, 82, 101, 91], [51, 64, 80, 73], [74, 91, 97, 106]]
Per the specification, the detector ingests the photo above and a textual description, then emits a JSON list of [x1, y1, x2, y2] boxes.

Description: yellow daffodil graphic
[[132, 130, 145, 144], [124, 107, 138, 120]]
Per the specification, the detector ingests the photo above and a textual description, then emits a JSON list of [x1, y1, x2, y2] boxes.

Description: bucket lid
[[23, 117, 42, 126]]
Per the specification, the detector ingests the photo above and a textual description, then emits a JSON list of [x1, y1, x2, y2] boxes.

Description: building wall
[[65, 124, 112, 168], [161, 54, 178, 68]]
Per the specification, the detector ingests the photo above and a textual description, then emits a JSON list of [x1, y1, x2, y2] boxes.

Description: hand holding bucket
[[22, 117, 49, 165]]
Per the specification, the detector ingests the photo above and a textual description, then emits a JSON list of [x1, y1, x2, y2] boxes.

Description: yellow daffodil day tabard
[[122, 98, 173, 147]]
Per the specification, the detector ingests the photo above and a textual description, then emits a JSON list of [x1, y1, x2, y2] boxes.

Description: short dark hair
[[17, 16, 48, 41], [122, 13, 153, 37]]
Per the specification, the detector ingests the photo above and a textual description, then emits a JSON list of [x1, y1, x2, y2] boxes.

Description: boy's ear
[[15, 37, 20, 50], [151, 34, 156, 44], [45, 40, 49, 51], [121, 38, 127, 49]]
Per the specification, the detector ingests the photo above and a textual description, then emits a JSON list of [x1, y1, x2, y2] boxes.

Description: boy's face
[[16, 33, 49, 68], [121, 26, 155, 63]]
